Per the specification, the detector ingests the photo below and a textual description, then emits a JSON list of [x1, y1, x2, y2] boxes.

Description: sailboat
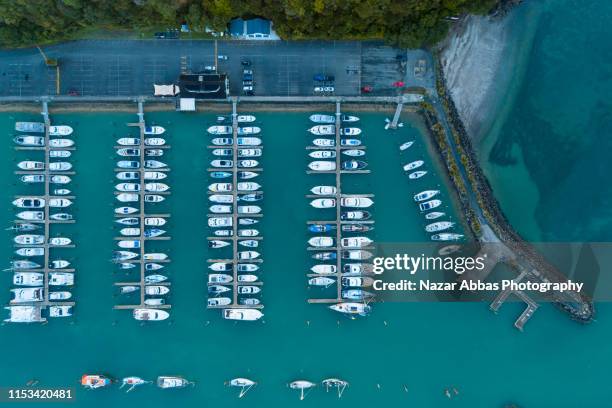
[[119, 377, 150, 393], [227, 378, 256, 398], [322, 378, 349, 398], [289, 380, 316, 400]]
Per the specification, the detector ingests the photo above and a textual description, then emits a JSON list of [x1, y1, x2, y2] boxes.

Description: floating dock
[[206, 100, 264, 312], [306, 102, 375, 304], [8, 102, 76, 320], [113, 104, 172, 314]]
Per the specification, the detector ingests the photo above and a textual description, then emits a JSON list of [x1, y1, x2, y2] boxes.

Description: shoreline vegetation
[[0, 0, 498, 49]]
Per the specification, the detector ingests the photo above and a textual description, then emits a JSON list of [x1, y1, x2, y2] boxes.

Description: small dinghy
[[399, 141, 414, 150]]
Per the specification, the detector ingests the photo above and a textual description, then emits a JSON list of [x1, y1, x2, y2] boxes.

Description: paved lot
[[0, 40, 434, 98]]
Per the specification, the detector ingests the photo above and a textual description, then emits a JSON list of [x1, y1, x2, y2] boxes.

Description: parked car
[[241, 58, 252, 67], [218, 55, 228, 60], [243, 69, 253, 75], [243, 73, 253, 81]]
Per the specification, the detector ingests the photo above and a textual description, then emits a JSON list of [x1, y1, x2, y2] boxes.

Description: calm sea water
[[0, 107, 609, 407]]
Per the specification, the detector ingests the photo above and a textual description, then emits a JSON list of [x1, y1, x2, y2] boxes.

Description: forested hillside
[[0, 0, 496, 47]]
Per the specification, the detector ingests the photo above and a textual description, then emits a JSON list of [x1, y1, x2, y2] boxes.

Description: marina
[[5, 102, 76, 322], [206, 100, 264, 320], [112, 103, 172, 319]]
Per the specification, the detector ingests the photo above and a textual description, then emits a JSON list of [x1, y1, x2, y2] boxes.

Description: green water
[[0, 108, 608, 407]]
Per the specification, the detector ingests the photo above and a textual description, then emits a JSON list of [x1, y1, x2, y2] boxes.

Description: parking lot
[[0, 40, 434, 98]]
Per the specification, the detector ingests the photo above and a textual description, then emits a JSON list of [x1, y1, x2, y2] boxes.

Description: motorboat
[[309, 150, 336, 159], [309, 114, 335, 123], [209, 217, 233, 228], [6, 260, 40, 270], [49, 305, 72, 317], [156, 376, 193, 389], [340, 197, 373, 208], [134, 308, 170, 321], [238, 229, 259, 237], [289, 380, 316, 400], [113, 250, 138, 261], [239, 218, 259, 225], [308, 125, 334, 135], [118, 240, 140, 249], [211, 171, 232, 179], [309, 277, 335, 287], [49, 272, 74, 286], [117, 148, 140, 157], [143, 253, 168, 261], [340, 139, 361, 146], [81, 375, 112, 389], [425, 211, 446, 220], [145, 263, 164, 271], [308, 224, 336, 233], [48, 125, 73, 136], [209, 183, 232, 193], [237, 274, 258, 282], [342, 160, 367, 170], [340, 127, 361, 136], [144, 171, 167, 180], [237, 115, 256, 122], [118, 263, 136, 270], [341, 237, 373, 248], [341, 211, 371, 221], [400, 141, 414, 150], [342, 149, 365, 157], [14, 136, 44, 146], [209, 274, 233, 284], [238, 148, 262, 157], [308, 236, 334, 248], [404, 160, 424, 171], [17, 161, 44, 170], [53, 189, 71, 195], [209, 262, 231, 272], [342, 250, 373, 260], [115, 206, 138, 215], [342, 289, 375, 300], [49, 198, 72, 207], [16, 211, 44, 221], [342, 276, 374, 287], [237, 137, 261, 146], [145, 160, 167, 169], [119, 377, 149, 393], [13, 197, 45, 208], [21, 175, 45, 183], [310, 198, 336, 208], [116, 183, 139, 192], [117, 137, 140, 146], [145, 217, 166, 226], [414, 190, 440, 202], [419, 199, 442, 211], [209, 194, 234, 203], [223, 308, 263, 321], [49, 139, 74, 148], [145, 194, 164, 203], [343, 263, 374, 274], [116, 193, 138, 203], [3, 306, 44, 323], [425, 221, 455, 233], [237, 182, 260, 191], [209, 285, 231, 295], [341, 114, 359, 122], [117, 160, 140, 169], [15, 122, 44, 133], [144, 137, 166, 146], [50, 175, 71, 184], [237, 264, 259, 272], [49, 162, 72, 171], [117, 171, 139, 181], [308, 161, 336, 171], [49, 150, 71, 158], [329, 302, 371, 316], [10, 287, 44, 303], [49, 237, 72, 246], [209, 239, 230, 248], [212, 148, 232, 156], [208, 125, 232, 135], [239, 192, 263, 202], [238, 251, 260, 260], [312, 252, 336, 261], [212, 137, 232, 146], [120, 285, 139, 294], [144, 298, 166, 307], [311, 264, 336, 274], [145, 183, 169, 192], [431, 233, 464, 241], [51, 260, 70, 268], [238, 206, 261, 214], [14, 234, 45, 245], [237, 126, 261, 135], [238, 171, 258, 179], [210, 205, 231, 214], [237, 285, 261, 294], [311, 185, 336, 195], [312, 138, 335, 147], [211, 159, 233, 168], [144, 126, 165, 135], [49, 213, 72, 221], [7, 223, 40, 232], [208, 297, 231, 307], [146, 149, 163, 156], [49, 291, 72, 300], [13, 272, 43, 286], [15, 247, 44, 257], [145, 285, 170, 296], [238, 159, 258, 168]]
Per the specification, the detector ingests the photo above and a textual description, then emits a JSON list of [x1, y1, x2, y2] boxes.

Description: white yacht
[[289, 380, 316, 400], [13, 197, 45, 208], [208, 297, 231, 307], [21, 175, 44, 183], [310, 198, 336, 208], [14, 234, 45, 245], [209, 274, 233, 284], [49, 305, 72, 317], [49, 162, 72, 171], [237, 126, 261, 135], [308, 125, 335, 135], [17, 161, 44, 170], [341, 237, 373, 248], [49, 150, 71, 158], [16, 211, 44, 221], [10, 287, 44, 303], [13, 272, 43, 286], [312, 138, 335, 147], [144, 137, 165, 146], [156, 376, 192, 388], [309, 277, 335, 287], [144, 126, 165, 135], [15, 122, 44, 133], [116, 193, 138, 203], [117, 137, 139, 146], [49, 139, 74, 148], [237, 182, 260, 191], [145, 285, 170, 295], [311, 264, 336, 274], [311, 185, 336, 195], [419, 199, 442, 211], [329, 302, 371, 316], [207, 125, 232, 135], [342, 149, 365, 157], [308, 236, 334, 247], [144, 171, 166, 180], [116, 183, 139, 192], [222, 308, 263, 321], [50, 175, 71, 184], [49, 237, 72, 246], [237, 137, 261, 146], [399, 141, 414, 150], [210, 205, 231, 214], [238, 206, 261, 214], [14, 136, 44, 146], [431, 233, 464, 241], [340, 197, 373, 208], [145, 160, 167, 169], [409, 171, 427, 179], [237, 115, 256, 122], [309, 114, 335, 123], [403, 160, 424, 171], [145, 183, 169, 192], [133, 308, 169, 321], [414, 190, 440, 202], [49, 198, 72, 207], [209, 183, 232, 193], [117, 160, 140, 169], [425, 221, 455, 233], [238, 148, 262, 157], [212, 137, 232, 145], [209, 217, 233, 228], [15, 247, 44, 257], [209, 194, 234, 203], [48, 125, 73, 136], [340, 127, 361, 136], [4, 306, 44, 323], [238, 159, 258, 168], [49, 272, 74, 286], [145, 217, 166, 226], [309, 150, 335, 159], [308, 161, 336, 171]]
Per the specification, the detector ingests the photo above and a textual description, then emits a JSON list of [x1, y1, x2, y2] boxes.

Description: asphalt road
[[0, 40, 434, 98]]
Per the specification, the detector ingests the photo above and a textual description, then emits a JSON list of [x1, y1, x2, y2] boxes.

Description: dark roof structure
[[178, 72, 227, 99]]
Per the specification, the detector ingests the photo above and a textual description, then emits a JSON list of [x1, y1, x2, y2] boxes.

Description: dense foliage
[[0, 0, 496, 47]]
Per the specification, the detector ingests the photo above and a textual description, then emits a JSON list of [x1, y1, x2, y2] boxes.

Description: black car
[[241, 58, 252, 67]]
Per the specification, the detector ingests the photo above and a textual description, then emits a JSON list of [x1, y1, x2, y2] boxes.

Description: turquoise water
[[480, 0, 612, 242], [0, 107, 609, 407]]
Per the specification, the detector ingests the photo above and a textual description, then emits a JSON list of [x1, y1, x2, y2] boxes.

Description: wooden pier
[[206, 99, 264, 311], [113, 103, 172, 313], [490, 269, 538, 331], [307, 101, 375, 304], [9, 102, 76, 318]]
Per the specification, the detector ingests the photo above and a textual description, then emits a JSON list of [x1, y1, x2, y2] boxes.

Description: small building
[[178, 72, 228, 99], [229, 18, 278, 40]]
